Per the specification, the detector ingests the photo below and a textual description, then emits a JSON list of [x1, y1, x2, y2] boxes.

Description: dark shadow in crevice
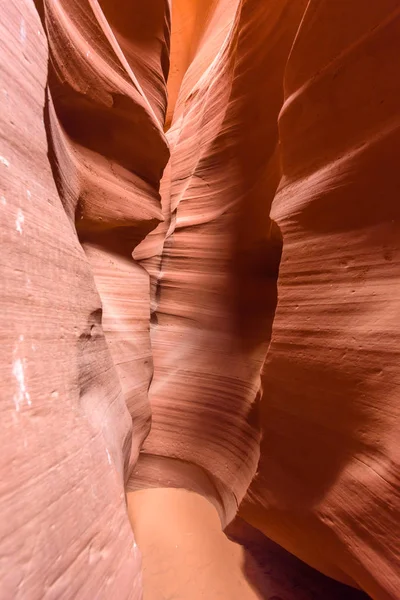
[[227, 519, 372, 600], [232, 216, 283, 354]]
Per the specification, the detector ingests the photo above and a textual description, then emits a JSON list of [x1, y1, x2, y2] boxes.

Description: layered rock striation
[[1, 0, 399, 598]]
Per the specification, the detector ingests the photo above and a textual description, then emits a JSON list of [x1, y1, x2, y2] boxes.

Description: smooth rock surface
[[1, 0, 399, 598], [138, 0, 400, 598], [241, 3, 400, 599], [0, 0, 142, 597], [39, 0, 170, 478]]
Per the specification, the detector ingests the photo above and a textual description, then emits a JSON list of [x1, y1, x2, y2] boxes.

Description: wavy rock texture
[[135, 0, 308, 522], [1, 0, 172, 597], [134, 0, 266, 519], [1, 0, 399, 598], [240, 3, 400, 600], [41, 0, 171, 472], [136, 0, 400, 598], [0, 0, 144, 597]]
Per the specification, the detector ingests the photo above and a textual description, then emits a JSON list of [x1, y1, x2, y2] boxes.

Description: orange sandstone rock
[[242, 3, 400, 599], [138, 0, 400, 598], [1, 0, 399, 598], [0, 0, 143, 596]]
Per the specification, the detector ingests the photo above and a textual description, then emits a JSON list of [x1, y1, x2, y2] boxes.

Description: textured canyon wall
[[240, 3, 400, 599], [138, 0, 400, 598], [134, 0, 307, 520], [0, 0, 171, 597], [40, 0, 170, 480], [1, 0, 399, 598]]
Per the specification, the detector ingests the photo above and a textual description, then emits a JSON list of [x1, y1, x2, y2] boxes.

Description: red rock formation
[[240, 3, 400, 599], [136, 0, 400, 597], [40, 0, 171, 475], [133, 0, 306, 522], [0, 0, 144, 596], [1, 0, 399, 598], [1, 0, 171, 596]]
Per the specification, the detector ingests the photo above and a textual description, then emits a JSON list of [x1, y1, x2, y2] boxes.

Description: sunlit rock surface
[[1, 0, 399, 598]]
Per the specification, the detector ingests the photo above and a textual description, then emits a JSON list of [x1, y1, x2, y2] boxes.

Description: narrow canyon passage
[[0, 0, 399, 599]]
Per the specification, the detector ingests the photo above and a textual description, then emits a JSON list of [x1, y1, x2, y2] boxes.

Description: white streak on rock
[[16, 209, 24, 234], [13, 357, 31, 412], [20, 19, 26, 43]]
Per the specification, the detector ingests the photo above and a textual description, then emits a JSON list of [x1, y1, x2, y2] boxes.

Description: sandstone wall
[[1, 1, 399, 598], [140, 1, 400, 597]]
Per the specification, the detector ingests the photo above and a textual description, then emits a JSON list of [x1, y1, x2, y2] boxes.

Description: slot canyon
[[0, 0, 399, 598]]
